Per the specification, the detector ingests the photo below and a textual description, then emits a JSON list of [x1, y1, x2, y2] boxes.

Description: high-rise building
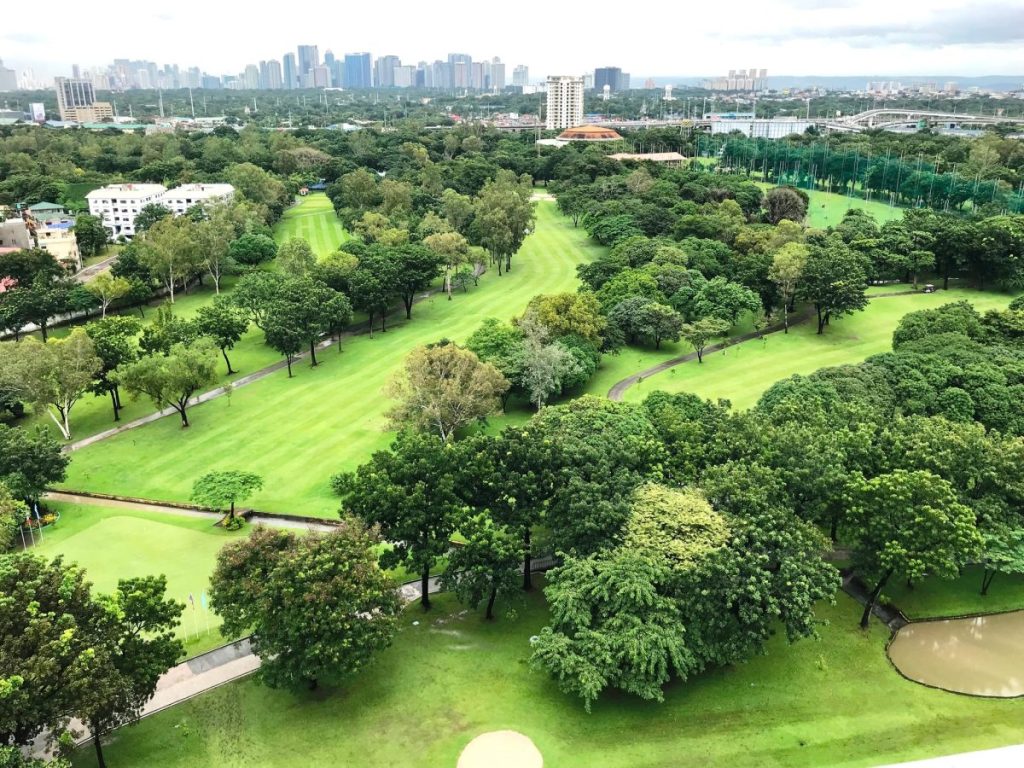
[[512, 65, 529, 87], [297, 45, 319, 80], [55, 77, 113, 122], [282, 53, 297, 89], [546, 75, 584, 130], [375, 55, 400, 87], [594, 66, 625, 93], [265, 59, 283, 90], [313, 66, 330, 88], [394, 65, 414, 88], [344, 53, 372, 89], [243, 65, 260, 90], [0, 59, 16, 92], [448, 53, 472, 88], [490, 57, 505, 91]]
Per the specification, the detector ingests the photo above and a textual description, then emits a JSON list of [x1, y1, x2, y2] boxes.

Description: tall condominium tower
[[545, 75, 584, 130]]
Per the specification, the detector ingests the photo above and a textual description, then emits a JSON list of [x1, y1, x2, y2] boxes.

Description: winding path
[[607, 291, 918, 402]]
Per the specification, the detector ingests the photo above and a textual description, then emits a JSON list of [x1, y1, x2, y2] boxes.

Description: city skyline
[[2, 0, 1023, 81]]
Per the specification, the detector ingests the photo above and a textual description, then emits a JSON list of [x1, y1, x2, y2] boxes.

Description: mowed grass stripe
[[62, 202, 597, 517], [276, 194, 350, 256]]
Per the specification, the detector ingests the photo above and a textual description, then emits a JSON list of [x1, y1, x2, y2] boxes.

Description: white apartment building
[[160, 184, 235, 215], [546, 75, 584, 130], [86, 184, 168, 239]]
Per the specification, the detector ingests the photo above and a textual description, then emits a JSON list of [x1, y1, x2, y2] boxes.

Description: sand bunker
[[888, 610, 1024, 697], [457, 730, 543, 768]]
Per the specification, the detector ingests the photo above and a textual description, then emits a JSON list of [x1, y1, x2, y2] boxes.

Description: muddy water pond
[[887, 611, 1024, 697]]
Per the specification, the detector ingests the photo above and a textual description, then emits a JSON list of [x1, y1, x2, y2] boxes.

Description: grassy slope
[[32, 501, 246, 656], [73, 587, 1023, 768], [60, 202, 598, 517], [274, 193, 350, 256], [886, 565, 1024, 620], [615, 288, 1015, 410]]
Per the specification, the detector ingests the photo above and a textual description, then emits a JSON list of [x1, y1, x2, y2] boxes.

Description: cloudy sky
[[3, 0, 1023, 80]]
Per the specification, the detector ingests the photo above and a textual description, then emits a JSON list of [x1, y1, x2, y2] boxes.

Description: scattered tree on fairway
[[0, 424, 68, 505], [385, 342, 509, 441], [391, 245, 445, 319], [768, 242, 809, 333], [227, 233, 278, 267], [799, 239, 869, 334], [231, 270, 278, 330], [85, 315, 141, 422], [265, 278, 351, 367], [137, 216, 200, 304], [196, 298, 250, 374], [472, 170, 535, 274], [764, 187, 807, 225], [210, 524, 401, 689], [441, 512, 521, 620], [276, 238, 316, 279], [112, 339, 220, 428], [680, 317, 730, 363], [191, 470, 264, 522]]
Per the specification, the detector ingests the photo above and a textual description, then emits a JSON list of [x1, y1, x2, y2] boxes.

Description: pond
[[887, 611, 1024, 697]]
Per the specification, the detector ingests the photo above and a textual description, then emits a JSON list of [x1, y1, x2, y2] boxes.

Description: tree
[[83, 577, 183, 768], [133, 203, 172, 234], [191, 470, 263, 522], [531, 551, 691, 712], [231, 270, 278, 330], [846, 470, 980, 628], [472, 171, 535, 274], [196, 298, 250, 375], [264, 278, 350, 368], [73, 213, 108, 258], [0, 424, 68, 504], [0, 482, 26, 552], [276, 238, 316, 279], [680, 317, 730, 363], [386, 245, 444, 320], [210, 524, 400, 690], [465, 318, 524, 408], [0, 554, 104, 747], [526, 292, 605, 346], [636, 302, 683, 350], [799, 239, 869, 334], [334, 431, 463, 610], [423, 231, 469, 299], [768, 242, 809, 333], [84, 272, 131, 318], [384, 342, 509, 441], [441, 188, 474, 234], [442, 512, 521, 620], [194, 214, 235, 294], [137, 216, 200, 304], [348, 253, 397, 336], [84, 315, 140, 422], [0, 249, 62, 286], [517, 327, 581, 410], [764, 187, 807, 225], [112, 339, 220, 428], [692, 277, 761, 326], [138, 305, 198, 357], [4, 329, 102, 440], [227, 233, 278, 267]]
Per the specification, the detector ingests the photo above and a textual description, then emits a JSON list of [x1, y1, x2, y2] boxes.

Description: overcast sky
[[4, 0, 1024, 80]]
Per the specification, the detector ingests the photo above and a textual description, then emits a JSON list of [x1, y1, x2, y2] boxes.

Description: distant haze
[[3, 0, 1023, 81]]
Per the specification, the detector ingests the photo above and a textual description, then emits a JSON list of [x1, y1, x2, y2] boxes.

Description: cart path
[[607, 291, 919, 402]]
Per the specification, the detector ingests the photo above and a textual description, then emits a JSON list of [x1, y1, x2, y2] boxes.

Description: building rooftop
[[162, 184, 235, 197], [556, 125, 624, 141], [86, 184, 168, 199], [28, 201, 65, 212]]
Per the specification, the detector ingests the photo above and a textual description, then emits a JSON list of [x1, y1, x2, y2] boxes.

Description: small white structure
[[87, 183, 168, 239], [160, 184, 235, 215]]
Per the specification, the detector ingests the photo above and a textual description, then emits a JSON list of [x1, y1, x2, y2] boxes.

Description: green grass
[[885, 566, 1024, 620], [30, 501, 246, 657], [618, 288, 1015, 410], [72, 586, 1024, 768], [755, 182, 906, 229], [276, 194, 350, 256], [61, 202, 600, 517]]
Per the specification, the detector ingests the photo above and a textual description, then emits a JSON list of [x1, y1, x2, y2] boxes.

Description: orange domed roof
[[556, 125, 623, 141]]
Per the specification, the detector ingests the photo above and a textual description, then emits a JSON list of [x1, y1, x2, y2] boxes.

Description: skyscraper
[[55, 77, 113, 122], [594, 67, 624, 93], [243, 65, 260, 90], [324, 51, 338, 87], [448, 53, 472, 88], [0, 59, 16, 92], [297, 45, 319, 81], [266, 60, 283, 90], [546, 75, 584, 130], [282, 53, 297, 89], [375, 55, 400, 88], [512, 65, 529, 87], [344, 53, 372, 89], [489, 57, 505, 90]]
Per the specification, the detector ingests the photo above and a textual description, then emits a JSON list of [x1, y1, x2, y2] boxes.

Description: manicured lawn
[[30, 501, 246, 657], [72, 586, 1024, 768], [756, 182, 906, 229], [60, 202, 600, 517], [886, 566, 1024, 620], [618, 288, 1016, 410], [275, 194, 350, 256]]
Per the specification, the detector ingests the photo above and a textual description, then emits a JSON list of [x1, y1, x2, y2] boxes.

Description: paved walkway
[[607, 291, 919, 402], [73, 254, 119, 283]]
